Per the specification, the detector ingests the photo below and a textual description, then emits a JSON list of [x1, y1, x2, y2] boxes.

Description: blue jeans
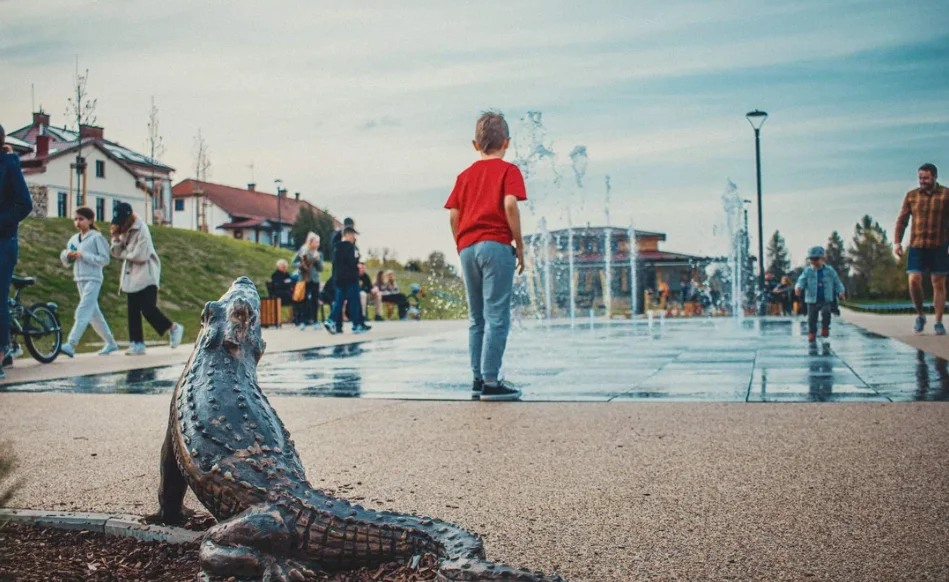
[[0, 237, 18, 350], [330, 282, 364, 329], [460, 241, 516, 383]]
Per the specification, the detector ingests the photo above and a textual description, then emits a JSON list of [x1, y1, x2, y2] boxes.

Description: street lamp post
[[746, 109, 768, 298], [274, 179, 283, 248]]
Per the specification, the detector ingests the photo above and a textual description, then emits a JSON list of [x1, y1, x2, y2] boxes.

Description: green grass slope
[[13, 218, 293, 352], [11, 218, 466, 353]]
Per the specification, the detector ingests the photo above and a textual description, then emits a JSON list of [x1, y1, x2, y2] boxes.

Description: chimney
[[294, 192, 300, 201], [247, 183, 256, 191], [36, 134, 50, 158], [33, 111, 50, 127], [79, 124, 104, 141]]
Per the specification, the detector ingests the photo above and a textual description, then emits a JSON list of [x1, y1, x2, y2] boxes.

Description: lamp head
[[746, 110, 768, 130]]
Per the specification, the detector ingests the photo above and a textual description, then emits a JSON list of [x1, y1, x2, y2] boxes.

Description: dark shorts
[[907, 244, 949, 275]]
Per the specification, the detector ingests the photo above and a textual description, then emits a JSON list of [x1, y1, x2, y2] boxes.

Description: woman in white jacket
[[59, 207, 119, 357], [109, 202, 183, 356]]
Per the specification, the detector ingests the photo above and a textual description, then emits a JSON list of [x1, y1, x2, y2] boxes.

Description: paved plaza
[[1, 312, 948, 581], [3, 313, 949, 402]]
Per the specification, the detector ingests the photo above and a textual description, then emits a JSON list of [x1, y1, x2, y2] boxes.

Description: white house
[[171, 179, 340, 247], [9, 112, 174, 224]]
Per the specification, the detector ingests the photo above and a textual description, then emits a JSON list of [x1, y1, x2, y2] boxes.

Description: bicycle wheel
[[24, 304, 62, 364]]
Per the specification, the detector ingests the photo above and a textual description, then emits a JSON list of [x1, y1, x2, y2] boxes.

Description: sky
[[2, 0, 948, 268]]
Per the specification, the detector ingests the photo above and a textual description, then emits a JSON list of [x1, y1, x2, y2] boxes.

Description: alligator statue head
[[152, 277, 566, 581]]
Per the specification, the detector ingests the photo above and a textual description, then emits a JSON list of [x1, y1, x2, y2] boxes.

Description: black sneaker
[[480, 381, 522, 401], [374, 315, 384, 322], [472, 380, 484, 395]]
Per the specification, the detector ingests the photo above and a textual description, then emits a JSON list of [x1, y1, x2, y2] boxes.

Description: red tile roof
[[172, 179, 339, 227], [220, 218, 267, 229]]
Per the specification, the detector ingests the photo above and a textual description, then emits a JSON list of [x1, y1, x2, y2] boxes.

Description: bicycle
[[6, 275, 63, 364]]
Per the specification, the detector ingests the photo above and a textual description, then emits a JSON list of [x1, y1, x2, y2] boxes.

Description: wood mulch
[[0, 520, 438, 581]]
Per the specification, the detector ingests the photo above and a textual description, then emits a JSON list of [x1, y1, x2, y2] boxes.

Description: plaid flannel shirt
[[894, 184, 949, 249]]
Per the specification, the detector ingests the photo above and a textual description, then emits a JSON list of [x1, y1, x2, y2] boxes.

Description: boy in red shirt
[[445, 112, 526, 401]]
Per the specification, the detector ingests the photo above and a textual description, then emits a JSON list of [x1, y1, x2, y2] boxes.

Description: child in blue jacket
[[795, 246, 846, 341]]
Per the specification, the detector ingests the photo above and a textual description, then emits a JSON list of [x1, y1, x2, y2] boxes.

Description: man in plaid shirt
[[894, 163, 949, 335]]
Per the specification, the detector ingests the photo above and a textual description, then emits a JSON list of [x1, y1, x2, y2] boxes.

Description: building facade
[[524, 226, 710, 316], [9, 112, 175, 224], [171, 179, 340, 247]]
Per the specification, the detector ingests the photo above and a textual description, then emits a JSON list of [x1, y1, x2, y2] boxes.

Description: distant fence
[[842, 300, 949, 314]]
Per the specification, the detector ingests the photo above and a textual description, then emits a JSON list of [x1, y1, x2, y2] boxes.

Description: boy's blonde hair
[[475, 111, 509, 154]]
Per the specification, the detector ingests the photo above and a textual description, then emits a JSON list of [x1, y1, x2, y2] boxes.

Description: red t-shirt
[[444, 158, 527, 252]]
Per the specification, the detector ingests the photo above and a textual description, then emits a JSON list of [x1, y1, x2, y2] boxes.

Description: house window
[[95, 198, 105, 222], [96, 160, 105, 178], [57, 192, 68, 217], [174, 199, 185, 212]]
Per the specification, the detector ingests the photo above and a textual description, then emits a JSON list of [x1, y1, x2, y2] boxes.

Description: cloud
[[1, 0, 946, 270], [360, 116, 400, 130]]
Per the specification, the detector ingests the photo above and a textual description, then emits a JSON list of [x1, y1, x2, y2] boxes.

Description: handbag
[[292, 281, 307, 303]]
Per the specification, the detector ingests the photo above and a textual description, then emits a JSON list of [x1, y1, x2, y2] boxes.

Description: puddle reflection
[[3, 320, 948, 402]]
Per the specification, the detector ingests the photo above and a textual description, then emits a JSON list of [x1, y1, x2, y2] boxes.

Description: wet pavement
[[2, 317, 946, 402]]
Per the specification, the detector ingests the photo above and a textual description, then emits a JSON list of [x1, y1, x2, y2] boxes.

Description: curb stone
[[0, 508, 203, 544]]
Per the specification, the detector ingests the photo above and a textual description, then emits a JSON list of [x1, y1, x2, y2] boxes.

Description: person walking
[[328, 217, 358, 333], [445, 111, 526, 401], [58, 207, 119, 357], [324, 226, 371, 334], [0, 124, 34, 380], [894, 163, 949, 335], [795, 246, 846, 342], [109, 202, 183, 355], [291, 232, 323, 330]]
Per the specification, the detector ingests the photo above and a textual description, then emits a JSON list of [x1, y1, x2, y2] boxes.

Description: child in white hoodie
[[59, 206, 119, 356]]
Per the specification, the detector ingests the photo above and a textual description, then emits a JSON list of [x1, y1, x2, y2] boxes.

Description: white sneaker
[[298, 323, 306, 331], [311, 323, 321, 331], [125, 342, 147, 356], [60, 343, 76, 358], [169, 323, 184, 349], [98, 343, 120, 356]]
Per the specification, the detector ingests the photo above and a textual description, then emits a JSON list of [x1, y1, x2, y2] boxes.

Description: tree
[[65, 59, 97, 208], [290, 207, 337, 258], [192, 129, 212, 231], [825, 230, 849, 286], [193, 129, 212, 181], [848, 215, 903, 299], [766, 230, 791, 280], [146, 97, 166, 224]]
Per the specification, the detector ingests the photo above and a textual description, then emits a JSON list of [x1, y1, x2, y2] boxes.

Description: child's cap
[[807, 246, 825, 259]]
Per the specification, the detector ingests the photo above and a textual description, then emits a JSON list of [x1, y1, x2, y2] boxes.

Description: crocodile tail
[[394, 514, 566, 581]]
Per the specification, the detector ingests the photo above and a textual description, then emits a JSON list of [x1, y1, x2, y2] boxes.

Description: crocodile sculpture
[[153, 277, 566, 582]]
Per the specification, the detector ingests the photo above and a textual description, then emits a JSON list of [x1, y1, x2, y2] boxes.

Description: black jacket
[[359, 273, 373, 293], [0, 153, 33, 239], [333, 240, 359, 287], [270, 270, 294, 296]]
